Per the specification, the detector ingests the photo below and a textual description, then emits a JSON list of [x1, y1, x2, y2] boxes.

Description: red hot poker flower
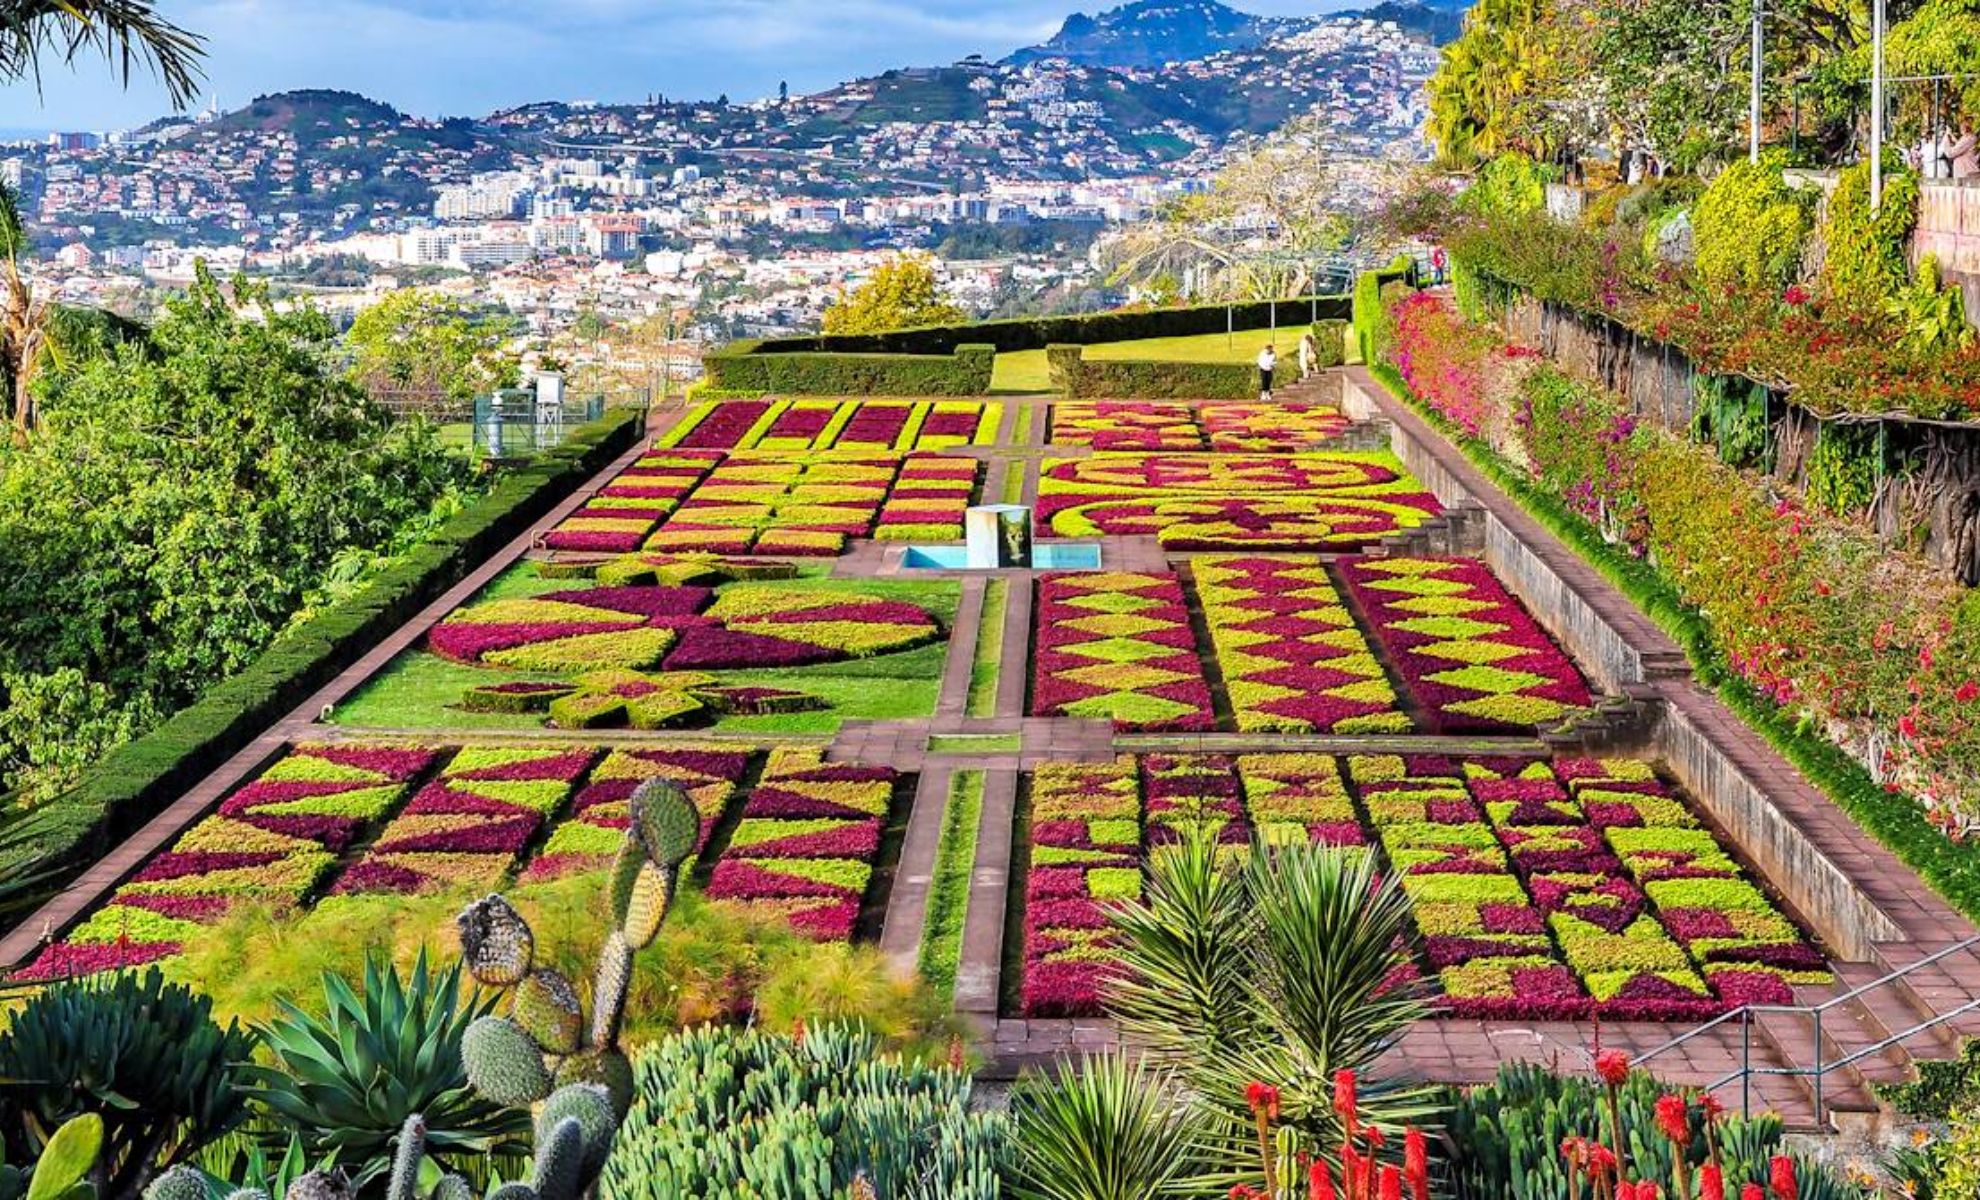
[[1310, 1160, 1337, 1200], [1770, 1155, 1797, 1200], [1653, 1094, 1692, 1146], [1741, 1184, 1765, 1200], [1594, 1048, 1631, 1087], [1334, 1069, 1359, 1125], [1404, 1127, 1429, 1200], [1379, 1165, 1403, 1200], [1701, 1163, 1726, 1200], [1246, 1081, 1282, 1120]]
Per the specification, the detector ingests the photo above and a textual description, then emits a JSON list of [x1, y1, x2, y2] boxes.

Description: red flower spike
[[1379, 1165, 1403, 1200], [1333, 1068, 1359, 1124], [1404, 1127, 1429, 1200], [1365, 1126, 1387, 1151], [1653, 1094, 1692, 1146], [1769, 1156, 1797, 1200], [1310, 1160, 1337, 1200], [1594, 1048, 1631, 1087], [1741, 1185, 1765, 1200], [1701, 1163, 1726, 1200]]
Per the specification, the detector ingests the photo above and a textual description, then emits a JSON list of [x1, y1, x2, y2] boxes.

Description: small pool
[[900, 542, 1102, 571]]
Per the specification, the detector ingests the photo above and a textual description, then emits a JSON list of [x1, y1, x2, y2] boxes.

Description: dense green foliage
[[344, 289, 520, 406], [0, 407, 639, 922], [1046, 345, 1256, 398], [702, 343, 995, 396], [0, 269, 472, 801], [1881, 1039, 1980, 1119], [819, 256, 968, 336], [1006, 1052, 1206, 1200], [242, 953, 531, 1191], [1692, 157, 1814, 293], [1819, 160, 1921, 314], [599, 1025, 1005, 1200], [0, 969, 255, 1200]]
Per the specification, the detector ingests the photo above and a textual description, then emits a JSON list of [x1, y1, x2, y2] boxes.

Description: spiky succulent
[[511, 970, 583, 1055], [630, 779, 698, 868], [456, 895, 533, 987], [462, 1016, 552, 1108], [284, 1170, 352, 1200], [146, 1166, 207, 1200], [536, 1084, 618, 1179], [552, 1049, 634, 1121]]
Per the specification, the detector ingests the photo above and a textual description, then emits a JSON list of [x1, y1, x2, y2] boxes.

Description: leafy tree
[[344, 288, 520, 408], [0, 267, 470, 797], [0, 0, 205, 110], [819, 256, 967, 335]]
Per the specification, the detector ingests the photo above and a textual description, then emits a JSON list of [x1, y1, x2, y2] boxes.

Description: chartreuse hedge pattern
[[1340, 556, 1594, 733], [1193, 555, 1410, 734], [1015, 752, 1828, 1020], [660, 398, 1000, 452], [643, 452, 981, 556], [544, 451, 723, 553], [427, 581, 941, 676], [1030, 572, 1215, 732], [325, 746, 597, 897], [703, 748, 902, 942], [1035, 451, 1440, 550], [16, 743, 437, 980], [1049, 401, 1351, 452], [526, 747, 750, 879]]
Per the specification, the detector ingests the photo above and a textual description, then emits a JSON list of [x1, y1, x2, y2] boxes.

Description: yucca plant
[[1006, 1051, 1206, 1200], [1107, 831, 1443, 1173], [0, 968, 254, 1200], [241, 951, 530, 1192]]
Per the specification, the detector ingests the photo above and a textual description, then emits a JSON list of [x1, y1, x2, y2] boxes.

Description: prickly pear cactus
[[144, 1166, 208, 1200], [629, 779, 698, 869], [511, 970, 583, 1055], [457, 895, 533, 987], [283, 1170, 352, 1200], [462, 1015, 553, 1108]]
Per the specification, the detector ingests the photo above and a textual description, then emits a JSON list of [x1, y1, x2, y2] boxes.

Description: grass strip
[[966, 578, 1009, 718], [917, 770, 984, 1001]]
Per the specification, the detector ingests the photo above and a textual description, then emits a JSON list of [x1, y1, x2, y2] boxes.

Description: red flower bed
[[1030, 572, 1215, 732]]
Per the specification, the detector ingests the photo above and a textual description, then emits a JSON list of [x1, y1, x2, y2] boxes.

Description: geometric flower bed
[[425, 582, 941, 676], [14, 743, 437, 980], [1193, 555, 1411, 734], [543, 451, 724, 553], [1009, 753, 1828, 1020], [1338, 556, 1594, 734], [659, 399, 999, 452], [325, 746, 597, 896], [525, 747, 751, 879], [1345, 753, 1828, 1021], [1049, 401, 1350, 453], [642, 452, 980, 556], [459, 669, 823, 731], [1019, 757, 1142, 1018], [702, 748, 902, 941], [872, 456, 982, 542], [1036, 452, 1441, 550], [1030, 572, 1215, 732], [1199, 401, 1350, 452]]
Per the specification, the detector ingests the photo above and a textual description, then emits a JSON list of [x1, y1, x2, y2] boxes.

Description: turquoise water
[[901, 543, 1101, 570]]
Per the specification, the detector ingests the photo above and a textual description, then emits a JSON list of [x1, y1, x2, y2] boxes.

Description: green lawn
[[990, 327, 1291, 393], [329, 563, 960, 733], [916, 770, 984, 1001], [965, 578, 1008, 718]]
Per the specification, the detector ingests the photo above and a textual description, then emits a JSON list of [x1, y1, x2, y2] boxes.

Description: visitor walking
[[1257, 343, 1277, 402], [1298, 331, 1318, 380]]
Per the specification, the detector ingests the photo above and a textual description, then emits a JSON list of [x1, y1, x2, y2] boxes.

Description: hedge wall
[[702, 343, 994, 396], [1353, 257, 1416, 365], [0, 407, 644, 915], [739, 294, 1352, 356], [1046, 345, 1256, 399]]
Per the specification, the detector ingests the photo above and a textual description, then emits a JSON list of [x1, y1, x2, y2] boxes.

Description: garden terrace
[[9, 366, 1980, 1135]]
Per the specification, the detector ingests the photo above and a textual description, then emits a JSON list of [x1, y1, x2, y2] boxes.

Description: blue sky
[[0, 0, 1334, 133]]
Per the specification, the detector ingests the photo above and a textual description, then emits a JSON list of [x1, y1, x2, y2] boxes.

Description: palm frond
[[0, 0, 207, 110]]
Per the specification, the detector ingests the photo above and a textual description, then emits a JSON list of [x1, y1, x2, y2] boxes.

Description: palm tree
[[2, 1, 206, 110], [0, 183, 50, 438]]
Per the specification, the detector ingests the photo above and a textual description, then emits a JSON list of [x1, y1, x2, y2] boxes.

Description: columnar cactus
[[458, 779, 694, 1121]]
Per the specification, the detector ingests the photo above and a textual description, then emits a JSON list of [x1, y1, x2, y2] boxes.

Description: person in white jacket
[[1298, 331, 1319, 380], [1257, 344, 1277, 401]]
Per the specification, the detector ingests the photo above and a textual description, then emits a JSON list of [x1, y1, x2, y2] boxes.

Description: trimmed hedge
[[702, 343, 994, 396], [0, 407, 644, 913], [738, 294, 1351, 356], [1045, 345, 1257, 399], [1309, 319, 1347, 369], [1353, 257, 1415, 365]]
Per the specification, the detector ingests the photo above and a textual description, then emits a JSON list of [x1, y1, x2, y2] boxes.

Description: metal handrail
[[1628, 932, 1980, 1129]]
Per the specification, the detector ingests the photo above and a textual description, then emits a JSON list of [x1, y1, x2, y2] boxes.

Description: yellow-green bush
[[1693, 155, 1814, 292]]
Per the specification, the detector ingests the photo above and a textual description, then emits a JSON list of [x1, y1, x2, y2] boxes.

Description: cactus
[[510, 970, 583, 1055], [462, 1016, 553, 1108], [484, 1185, 536, 1200], [551, 1049, 634, 1121], [456, 894, 533, 987], [384, 1115, 426, 1200], [145, 1166, 207, 1200], [535, 1085, 617, 1179], [428, 1179, 470, 1200], [528, 1119, 584, 1200], [612, 853, 673, 950], [220, 1190, 269, 1200], [630, 779, 698, 868], [282, 1170, 351, 1200], [586, 932, 634, 1052]]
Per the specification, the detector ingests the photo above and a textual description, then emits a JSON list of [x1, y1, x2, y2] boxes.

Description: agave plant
[[241, 951, 530, 1191], [1106, 830, 1442, 1169], [1006, 1051, 1206, 1200], [0, 968, 254, 1200]]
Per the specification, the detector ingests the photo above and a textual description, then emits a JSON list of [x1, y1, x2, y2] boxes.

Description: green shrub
[[1353, 256, 1414, 364], [1820, 158, 1920, 312], [0, 969, 257, 1200], [702, 344, 994, 395], [744, 294, 1350, 356], [0, 409, 641, 909], [1692, 155, 1814, 292], [1308, 319, 1347, 368], [1882, 1039, 1980, 1119], [1046, 345, 1256, 398], [1462, 152, 1557, 218], [1805, 420, 1884, 515], [598, 1025, 1005, 1200]]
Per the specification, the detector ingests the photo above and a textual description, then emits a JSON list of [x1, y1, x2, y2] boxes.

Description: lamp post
[[1750, 0, 1763, 163], [1872, 0, 1887, 208]]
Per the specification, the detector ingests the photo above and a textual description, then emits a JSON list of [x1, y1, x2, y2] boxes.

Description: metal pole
[[1227, 303, 1233, 353], [1741, 1012, 1752, 1116], [1872, 0, 1886, 209], [1814, 1007, 1826, 1128], [1750, 0, 1764, 163]]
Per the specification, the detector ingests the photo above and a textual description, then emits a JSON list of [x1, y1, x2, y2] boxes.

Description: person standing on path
[[1257, 343, 1277, 402], [1298, 331, 1318, 380], [1950, 125, 1980, 181]]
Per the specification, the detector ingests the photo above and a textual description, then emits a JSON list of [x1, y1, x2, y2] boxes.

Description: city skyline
[[0, 0, 1345, 133]]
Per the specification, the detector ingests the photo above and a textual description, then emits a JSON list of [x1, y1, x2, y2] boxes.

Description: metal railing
[[1629, 932, 1980, 1128]]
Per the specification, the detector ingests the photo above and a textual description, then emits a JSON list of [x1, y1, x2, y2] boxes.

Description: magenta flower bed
[[1339, 557, 1594, 734], [673, 400, 774, 449], [1028, 572, 1215, 732], [700, 749, 899, 943]]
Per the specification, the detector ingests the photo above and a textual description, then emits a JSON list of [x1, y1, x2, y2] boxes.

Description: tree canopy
[[344, 289, 521, 407], [819, 256, 968, 335]]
